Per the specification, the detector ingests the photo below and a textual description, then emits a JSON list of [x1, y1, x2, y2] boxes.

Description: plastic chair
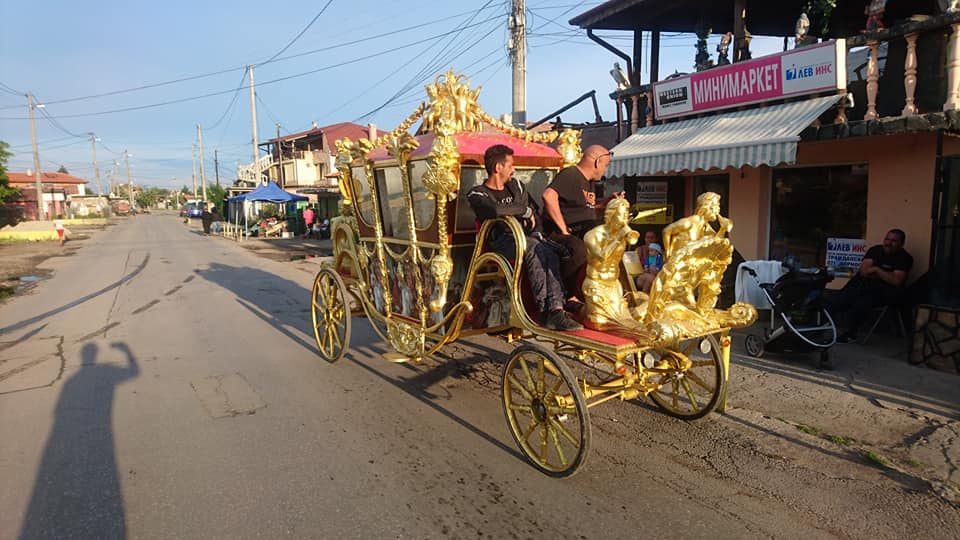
[[861, 304, 907, 344]]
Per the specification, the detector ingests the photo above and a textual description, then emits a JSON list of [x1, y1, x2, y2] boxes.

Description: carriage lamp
[[641, 351, 660, 370], [699, 339, 712, 354]]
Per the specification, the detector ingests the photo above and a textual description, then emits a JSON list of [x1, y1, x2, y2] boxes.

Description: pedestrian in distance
[[54, 219, 65, 247]]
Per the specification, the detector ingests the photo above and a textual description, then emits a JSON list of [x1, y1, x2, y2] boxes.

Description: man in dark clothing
[[541, 145, 619, 298], [828, 228, 913, 342], [467, 144, 583, 331], [200, 204, 213, 234]]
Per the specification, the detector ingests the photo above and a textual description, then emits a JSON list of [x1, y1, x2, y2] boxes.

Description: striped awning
[[608, 95, 842, 177]]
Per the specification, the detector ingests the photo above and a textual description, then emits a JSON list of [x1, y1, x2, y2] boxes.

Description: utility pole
[[88, 132, 103, 209], [27, 91, 45, 220], [110, 160, 119, 197], [248, 65, 259, 165], [197, 123, 207, 201], [276, 122, 284, 188], [508, 0, 526, 126], [191, 144, 198, 198], [214, 149, 220, 187], [124, 150, 134, 209]]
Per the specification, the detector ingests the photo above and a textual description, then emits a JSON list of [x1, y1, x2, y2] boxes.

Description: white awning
[[608, 95, 842, 177]]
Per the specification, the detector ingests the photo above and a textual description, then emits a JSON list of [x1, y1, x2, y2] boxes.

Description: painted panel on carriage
[[826, 237, 868, 276]]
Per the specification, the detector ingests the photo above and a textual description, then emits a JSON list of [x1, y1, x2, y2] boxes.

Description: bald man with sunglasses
[[541, 145, 623, 301]]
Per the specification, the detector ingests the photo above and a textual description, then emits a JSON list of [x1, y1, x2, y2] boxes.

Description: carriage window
[[352, 165, 377, 227], [514, 168, 555, 203], [456, 166, 486, 231], [375, 166, 407, 239], [408, 160, 436, 229]]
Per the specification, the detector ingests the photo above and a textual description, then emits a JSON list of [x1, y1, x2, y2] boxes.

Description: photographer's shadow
[[19, 343, 139, 540]]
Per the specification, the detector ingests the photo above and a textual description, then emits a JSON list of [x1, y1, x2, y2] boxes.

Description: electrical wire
[[204, 69, 249, 131], [0, 81, 23, 96], [0, 16, 503, 121], [259, 0, 335, 65]]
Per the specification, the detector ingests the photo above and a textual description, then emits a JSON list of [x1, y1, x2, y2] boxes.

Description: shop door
[[693, 174, 729, 216]]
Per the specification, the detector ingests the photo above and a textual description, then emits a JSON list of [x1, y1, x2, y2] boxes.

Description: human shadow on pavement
[[197, 263, 316, 354], [19, 342, 139, 540]]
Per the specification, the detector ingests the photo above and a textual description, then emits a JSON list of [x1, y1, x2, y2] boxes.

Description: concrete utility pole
[[197, 124, 207, 202], [248, 65, 259, 165], [276, 122, 284, 188], [110, 160, 119, 197], [88, 132, 103, 208], [508, 0, 527, 126], [191, 144, 198, 198], [124, 150, 134, 208], [27, 91, 45, 220], [214, 149, 220, 187]]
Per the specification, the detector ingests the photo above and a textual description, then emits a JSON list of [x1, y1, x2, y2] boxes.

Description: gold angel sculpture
[[582, 192, 757, 344]]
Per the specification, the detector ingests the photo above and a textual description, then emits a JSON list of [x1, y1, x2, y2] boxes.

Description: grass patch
[[0, 237, 35, 245], [862, 450, 888, 468], [828, 434, 854, 446], [0, 285, 14, 300], [796, 424, 821, 436], [907, 458, 923, 468]]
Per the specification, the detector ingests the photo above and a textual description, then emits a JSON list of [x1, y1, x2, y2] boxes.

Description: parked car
[[181, 201, 206, 218]]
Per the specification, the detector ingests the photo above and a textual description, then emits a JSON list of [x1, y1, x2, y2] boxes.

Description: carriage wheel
[[502, 344, 591, 477], [311, 268, 351, 363], [648, 335, 724, 420]]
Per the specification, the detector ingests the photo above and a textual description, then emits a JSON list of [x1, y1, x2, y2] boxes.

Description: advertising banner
[[826, 237, 867, 275], [654, 40, 846, 120], [635, 181, 668, 204]]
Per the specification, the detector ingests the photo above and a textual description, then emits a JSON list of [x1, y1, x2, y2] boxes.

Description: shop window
[[374, 167, 406, 240], [770, 165, 868, 267], [931, 157, 960, 306], [352, 165, 378, 228], [408, 160, 436, 230]]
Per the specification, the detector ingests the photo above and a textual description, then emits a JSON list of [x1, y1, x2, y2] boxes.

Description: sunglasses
[[594, 151, 614, 167]]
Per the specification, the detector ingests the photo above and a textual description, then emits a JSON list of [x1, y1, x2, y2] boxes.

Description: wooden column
[[650, 31, 661, 83], [903, 33, 919, 115], [865, 40, 880, 120], [632, 28, 643, 87], [616, 96, 624, 142], [630, 94, 641, 134], [834, 93, 848, 124], [945, 23, 960, 111], [733, 0, 746, 62]]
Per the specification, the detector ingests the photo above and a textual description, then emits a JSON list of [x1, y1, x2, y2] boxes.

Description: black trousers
[[547, 231, 587, 298], [827, 279, 905, 336]]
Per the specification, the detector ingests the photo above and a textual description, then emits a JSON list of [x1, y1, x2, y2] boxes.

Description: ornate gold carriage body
[[310, 71, 756, 476]]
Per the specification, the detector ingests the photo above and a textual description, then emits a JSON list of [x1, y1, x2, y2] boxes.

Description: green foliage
[[861, 450, 888, 468], [207, 184, 226, 214], [805, 0, 837, 36], [259, 203, 278, 219], [135, 186, 166, 209], [796, 424, 821, 436], [828, 434, 854, 446], [0, 141, 21, 203], [57, 164, 69, 174]]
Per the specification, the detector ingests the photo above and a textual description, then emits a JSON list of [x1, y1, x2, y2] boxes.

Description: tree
[[0, 141, 21, 203], [57, 164, 69, 174], [135, 186, 165, 209], [207, 184, 226, 214]]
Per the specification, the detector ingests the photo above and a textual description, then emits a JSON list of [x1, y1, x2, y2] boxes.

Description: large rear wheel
[[502, 344, 591, 477], [311, 268, 351, 363], [647, 335, 724, 420]]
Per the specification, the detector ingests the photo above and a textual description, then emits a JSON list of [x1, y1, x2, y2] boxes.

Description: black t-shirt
[[857, 244, 913, 287], [544, 166, 597, 233]]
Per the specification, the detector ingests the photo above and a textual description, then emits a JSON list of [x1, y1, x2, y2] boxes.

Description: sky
[[0, 0, 784, 191]]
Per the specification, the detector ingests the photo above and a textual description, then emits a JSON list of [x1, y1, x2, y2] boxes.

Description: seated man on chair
[[467, 144, 582, 331], [828, 228, 913, 343]]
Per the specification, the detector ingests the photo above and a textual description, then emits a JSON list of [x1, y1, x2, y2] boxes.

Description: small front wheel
[[502, 344, 591, 477], [311, 268, 351, 363], [648, 335, 725, 420]]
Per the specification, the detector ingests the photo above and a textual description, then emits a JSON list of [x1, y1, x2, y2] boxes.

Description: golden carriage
[[310, 71, 757, 477]]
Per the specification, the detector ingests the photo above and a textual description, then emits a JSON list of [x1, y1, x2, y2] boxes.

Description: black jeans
[[827, 279, 905, 336], [491, 233, 566, 314], [546, 231, 586, 298]]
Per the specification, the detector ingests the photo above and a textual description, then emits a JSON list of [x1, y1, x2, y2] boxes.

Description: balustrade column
[[865, 40, 880, 120], [645, 92, 654, 127], [903, 33, 919, 115], [945, 23, 960, 111], [630, 94, 640, 134]]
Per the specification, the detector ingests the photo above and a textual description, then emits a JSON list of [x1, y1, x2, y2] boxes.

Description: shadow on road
[[197, 262, 316, 353], [19, 342, 139, 540]]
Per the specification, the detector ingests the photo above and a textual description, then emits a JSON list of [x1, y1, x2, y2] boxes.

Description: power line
[[205, 70, 248, 131], [0, 81, 23, 96], [0, 16, 503, 121], [259, 0, 335, 65]]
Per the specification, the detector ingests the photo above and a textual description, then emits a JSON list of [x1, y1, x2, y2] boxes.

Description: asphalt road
[[1, 215, 957, 539]]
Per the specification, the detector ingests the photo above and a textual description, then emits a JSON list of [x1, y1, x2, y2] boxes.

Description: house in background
[[5, 170, 89, 220], [237, 122, 383, 219]]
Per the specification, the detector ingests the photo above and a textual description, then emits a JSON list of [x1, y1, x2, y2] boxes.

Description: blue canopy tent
[[227, 181, 308, 239]]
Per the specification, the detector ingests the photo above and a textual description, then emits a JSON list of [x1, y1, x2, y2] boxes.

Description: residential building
[[5, 170, 89, 220]]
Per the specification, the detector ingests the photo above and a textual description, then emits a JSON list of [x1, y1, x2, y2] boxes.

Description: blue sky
[[0, 1, 783, 191]]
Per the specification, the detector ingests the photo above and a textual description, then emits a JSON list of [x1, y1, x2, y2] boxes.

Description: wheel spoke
[[671, 379, 679, 409], [549, 417, 580, 447], [680, 340, 696, 356], [547, 422, 568, 467], [537, 358, 545, 395], [519, 356, 537, 396], [508, 403, 531, 413], [681, 378, 700, 410], [539, 421, 549, 461], [508, 374, 534, 401], [521, 418, 538, 442], [685, 370, 713, 393], [690, 359, 714, 368]]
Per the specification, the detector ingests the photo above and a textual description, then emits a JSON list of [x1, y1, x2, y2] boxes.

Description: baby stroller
[[742, 264, 837, 369]]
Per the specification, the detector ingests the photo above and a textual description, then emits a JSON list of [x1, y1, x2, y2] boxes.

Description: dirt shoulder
[[0, 222, 112, 301]]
